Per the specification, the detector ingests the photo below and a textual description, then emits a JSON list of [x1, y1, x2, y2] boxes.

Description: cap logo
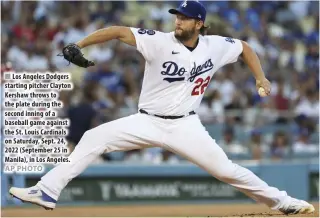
[[198, 14, 201, 18], [181, 0, 187, 7]]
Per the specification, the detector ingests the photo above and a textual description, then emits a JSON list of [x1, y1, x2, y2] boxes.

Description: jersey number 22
[[191, 76, 211, 96]]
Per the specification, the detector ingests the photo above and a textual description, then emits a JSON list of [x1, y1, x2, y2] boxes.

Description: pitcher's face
[[174, 14, 201, 41]]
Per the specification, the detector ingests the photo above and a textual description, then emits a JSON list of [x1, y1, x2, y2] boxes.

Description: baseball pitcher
[[9, 1, 314, 215]]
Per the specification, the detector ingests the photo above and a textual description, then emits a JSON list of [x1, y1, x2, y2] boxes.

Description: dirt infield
[[2, 202, 319, 217]]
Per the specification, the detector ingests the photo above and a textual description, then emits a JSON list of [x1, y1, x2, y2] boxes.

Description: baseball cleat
[[9, 186, 56, 210], [279, 198, 315, 215]]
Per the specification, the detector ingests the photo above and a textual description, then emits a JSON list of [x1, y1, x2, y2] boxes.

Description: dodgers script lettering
[[161, 59, 214, 83]]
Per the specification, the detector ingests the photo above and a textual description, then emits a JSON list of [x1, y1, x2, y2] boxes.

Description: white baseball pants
[[37, 113, 290, 209]]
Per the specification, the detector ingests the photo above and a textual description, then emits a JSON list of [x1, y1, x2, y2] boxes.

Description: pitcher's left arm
[[240, 41, 271, 96]]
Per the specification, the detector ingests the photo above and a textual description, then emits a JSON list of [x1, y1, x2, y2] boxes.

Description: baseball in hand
[[258, 87, 267, 97]]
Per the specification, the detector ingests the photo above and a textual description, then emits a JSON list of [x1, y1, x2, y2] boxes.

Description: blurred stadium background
[[1, 0, 319, 216]]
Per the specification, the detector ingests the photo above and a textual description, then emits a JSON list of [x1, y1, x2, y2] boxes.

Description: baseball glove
[[59, 43, 95, 68]]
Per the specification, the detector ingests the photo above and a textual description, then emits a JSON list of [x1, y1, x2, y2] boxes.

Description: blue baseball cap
[[169, 0, 206, 22]]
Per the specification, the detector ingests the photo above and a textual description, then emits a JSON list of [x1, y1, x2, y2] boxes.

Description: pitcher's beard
[[174, 28, 196, 42]]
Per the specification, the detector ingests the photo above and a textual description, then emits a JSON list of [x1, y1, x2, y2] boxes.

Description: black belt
[[139, 109, 195, 119]]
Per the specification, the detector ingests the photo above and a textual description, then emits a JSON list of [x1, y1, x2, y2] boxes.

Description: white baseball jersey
[[130, 27, 243, 115]]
